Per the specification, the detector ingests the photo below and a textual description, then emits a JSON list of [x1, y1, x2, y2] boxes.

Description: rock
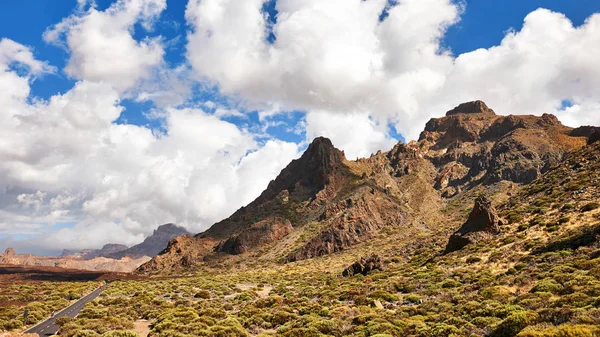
[[589, 131, 600, 145], [342, 255, 383, 277], [444, 196, 500, 253], [3, 248, 16, 257], [445, 100, 496, 116], [215, 218, 293, 255], [287, 191, 405, 262]]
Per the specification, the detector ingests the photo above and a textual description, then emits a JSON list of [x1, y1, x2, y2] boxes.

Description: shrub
[[194, 290, 211, 299], [581, 203, 600, 212], [531, 278, 563, 295], [490, 311, 539, 337], [369, 290, 399, 302], [73, 330, 101, 337], [101, 331, 138, 337]]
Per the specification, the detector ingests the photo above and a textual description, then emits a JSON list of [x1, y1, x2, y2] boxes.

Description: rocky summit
[[138, 101, 588, 274]]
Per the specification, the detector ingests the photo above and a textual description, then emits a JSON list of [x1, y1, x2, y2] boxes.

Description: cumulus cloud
[[430, 9, 600, 130], [185, 0, 460, 141], [0, 38, 300, 254], [43, 0, 167, 92], [304, 111, 397, 159], [185, 1, 600, 141]]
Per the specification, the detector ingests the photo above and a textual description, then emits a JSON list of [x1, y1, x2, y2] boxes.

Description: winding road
[[25, 285, 106, 336]]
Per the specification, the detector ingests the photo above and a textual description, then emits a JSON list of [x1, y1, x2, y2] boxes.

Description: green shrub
[[581, 203, 600, 212], [531, 278, 563, 295], [490, 311, 539, 337]]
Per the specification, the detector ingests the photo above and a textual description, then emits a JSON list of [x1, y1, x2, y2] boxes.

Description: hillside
[[138, 101, 588, 274]]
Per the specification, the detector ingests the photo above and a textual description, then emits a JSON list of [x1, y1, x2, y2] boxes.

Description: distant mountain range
[[1, 223, 190, 272]]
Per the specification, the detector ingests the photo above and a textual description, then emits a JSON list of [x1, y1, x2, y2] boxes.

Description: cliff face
[[138, 101, 589, 274]]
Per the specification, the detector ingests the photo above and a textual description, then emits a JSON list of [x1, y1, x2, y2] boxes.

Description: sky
[[1, 0, 600, 255]]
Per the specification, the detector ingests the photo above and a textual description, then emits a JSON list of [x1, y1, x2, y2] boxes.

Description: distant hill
[[104, 224, 190, 259], [62, 244, 129, 259]]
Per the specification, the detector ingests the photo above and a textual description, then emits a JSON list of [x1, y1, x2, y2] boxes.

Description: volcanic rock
[[342, 255, 383, 277], [445, 100, 496, 116], [138, 101, 591, 274], [445, 196, 500, 253], [216, 217, 293, 255]]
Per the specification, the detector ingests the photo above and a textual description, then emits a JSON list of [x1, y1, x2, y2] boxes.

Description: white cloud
[[185, 1, 600, 142], [428, 9, 600, 131], [43, 0, 166, 92], [304, 111, 397, 159], [0, 39, 300, 254], [185, 0, 460, 143]]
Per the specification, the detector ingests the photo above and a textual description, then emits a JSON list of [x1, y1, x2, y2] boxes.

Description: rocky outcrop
[[216, 218, 293, 255], [342, 255, 383, 277], [287, 190, 406, 262], [136, 235, 215, 274], [3, 248, 16, 257], [445, 100, 496, 116], [421, 102, 585, 195], [445, 196, 500, 253], [106, 224, 190, 259], [573, 126, 600, 145]]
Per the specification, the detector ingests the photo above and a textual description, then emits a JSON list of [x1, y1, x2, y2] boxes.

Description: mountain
[[0, 247, 150, 272], [0, 224, 188, 272], [104, 223, 190, 259], [62, 244, 129, 259], [138, 100, 589, 274]]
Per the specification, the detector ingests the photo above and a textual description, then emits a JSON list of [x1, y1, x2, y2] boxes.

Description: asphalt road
[[24, 285, 106, 336]]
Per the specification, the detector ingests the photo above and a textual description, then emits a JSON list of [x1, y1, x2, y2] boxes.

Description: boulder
[[444, 196, 500, 253], [342, 255, 383, 277]]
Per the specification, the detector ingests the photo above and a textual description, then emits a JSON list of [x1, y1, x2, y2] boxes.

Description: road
[[24, 285, 106, 336]]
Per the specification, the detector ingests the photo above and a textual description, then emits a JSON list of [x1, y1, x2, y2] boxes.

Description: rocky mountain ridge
[[138, 100, 590, 274]]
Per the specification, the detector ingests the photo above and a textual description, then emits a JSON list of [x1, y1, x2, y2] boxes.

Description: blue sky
[[1, 0, 600, 254]]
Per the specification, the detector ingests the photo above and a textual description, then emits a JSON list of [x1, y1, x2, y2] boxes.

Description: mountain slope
[[138, 101, 588, 274]]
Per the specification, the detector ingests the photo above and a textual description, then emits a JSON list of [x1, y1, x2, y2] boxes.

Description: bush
[[194, 290, 211, 299], [580, 203, 600, 212], [490, 311, 538, 337], [531, 278, 563, 295], [73, 330, 101, 337], [101, 330, 138, 337]]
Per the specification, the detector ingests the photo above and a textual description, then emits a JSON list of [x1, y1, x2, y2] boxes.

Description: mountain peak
[[446, 100, 496, 116], [252, 137, 348, 204], [3, 248, 16, 257], [154, 223, 186, 235]]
